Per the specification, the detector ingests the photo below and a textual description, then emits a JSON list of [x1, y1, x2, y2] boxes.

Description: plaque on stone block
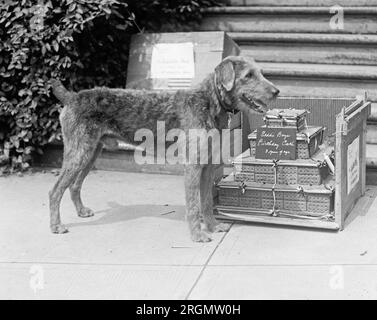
[[126, 32, 240, 91], [255, 127, 297, 160]]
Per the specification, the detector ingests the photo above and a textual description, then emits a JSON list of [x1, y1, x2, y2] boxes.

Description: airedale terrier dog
[[50, 56, 279, 242]]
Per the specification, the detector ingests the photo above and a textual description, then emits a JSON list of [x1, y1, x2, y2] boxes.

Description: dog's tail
[[51, 79, 75, 104]]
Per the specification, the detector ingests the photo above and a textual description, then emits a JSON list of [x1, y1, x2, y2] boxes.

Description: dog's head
[[214, 56, 279, 114]]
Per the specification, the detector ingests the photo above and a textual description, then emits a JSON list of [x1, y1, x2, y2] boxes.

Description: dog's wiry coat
[[49, 56, 279, 242]]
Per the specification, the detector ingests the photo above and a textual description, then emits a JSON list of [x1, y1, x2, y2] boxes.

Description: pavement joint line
[[0, 261, 204, 267], [2, 261, 377, 267], [189, 263, 377, 267], [184, 222, 234, 300]]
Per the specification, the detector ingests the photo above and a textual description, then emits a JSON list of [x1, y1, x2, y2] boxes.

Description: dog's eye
[[245, 72, 253, 79]]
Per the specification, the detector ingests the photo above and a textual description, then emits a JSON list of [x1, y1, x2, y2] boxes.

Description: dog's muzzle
[[241, 94, 267, 114]]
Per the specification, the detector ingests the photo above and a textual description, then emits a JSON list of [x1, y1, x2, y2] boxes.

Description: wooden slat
[[362, 114, 367, 195], [334, 109, 344, 228], [215, 206, 340, 230], [345, 99, 363, 115]]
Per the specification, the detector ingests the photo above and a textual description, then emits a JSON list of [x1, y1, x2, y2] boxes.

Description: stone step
[[201, 6, 377, 34], [367, 144, 377, 167], [261, 62, 377, 80], [228, 0, 377, 6], [255, 62, 377, 102], [230, 32, 377, 65]]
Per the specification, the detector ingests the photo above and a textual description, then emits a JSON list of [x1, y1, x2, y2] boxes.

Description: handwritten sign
[[255, 127, 297, 160], [347, 135, 360, 194], [151, 42, 195, 79]]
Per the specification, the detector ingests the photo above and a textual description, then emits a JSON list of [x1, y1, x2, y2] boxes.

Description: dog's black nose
[[272, 87, 280, 97]]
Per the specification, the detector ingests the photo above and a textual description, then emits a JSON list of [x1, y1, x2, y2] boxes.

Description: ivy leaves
[[0, 0, 221, 173], [0, 0, 123, 171]]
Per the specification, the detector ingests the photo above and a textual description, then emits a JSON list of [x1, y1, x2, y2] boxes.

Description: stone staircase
[[200, 0, 377, 183]]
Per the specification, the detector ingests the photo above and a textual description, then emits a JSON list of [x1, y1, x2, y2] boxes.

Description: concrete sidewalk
[[1, 170, 377, 299]]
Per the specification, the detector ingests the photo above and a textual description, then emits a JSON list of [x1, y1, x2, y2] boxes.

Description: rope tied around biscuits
[[269, 159, 280, 217]]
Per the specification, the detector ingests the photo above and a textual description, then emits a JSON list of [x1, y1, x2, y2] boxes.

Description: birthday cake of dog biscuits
[[217, 108, 335, 220]]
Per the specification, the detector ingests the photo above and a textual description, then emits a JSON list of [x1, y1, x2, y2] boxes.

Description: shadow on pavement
[[66, 203, 186, 229]]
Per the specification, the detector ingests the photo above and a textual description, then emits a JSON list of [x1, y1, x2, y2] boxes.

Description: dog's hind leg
[[49, 136, 99, 234], [200, 165, 231, 233], [184, 165, 211, 242], [49, 167, 79, 234], [69, 143, 103, 218]]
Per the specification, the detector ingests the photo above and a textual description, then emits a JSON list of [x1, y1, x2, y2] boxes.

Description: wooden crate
[[249, 126, 324, 159], [126, 32, 240, 90], [233, 150, 330, 186], [215, 98, 370, 231]]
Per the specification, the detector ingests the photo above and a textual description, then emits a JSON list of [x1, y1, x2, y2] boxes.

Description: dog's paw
[[77, 207, 94, 218], [205, 221, 231, 233], [212, 222, 232, 233], [50, 224, 69, 234], [191, 230, 212, 242]]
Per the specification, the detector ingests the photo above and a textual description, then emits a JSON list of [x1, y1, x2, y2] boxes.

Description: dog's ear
[[215, 59, 235, 92]]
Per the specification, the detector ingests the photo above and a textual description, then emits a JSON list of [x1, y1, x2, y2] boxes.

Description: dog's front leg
[[200, 165, 231, 233], [184, 165, 211, 242]]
